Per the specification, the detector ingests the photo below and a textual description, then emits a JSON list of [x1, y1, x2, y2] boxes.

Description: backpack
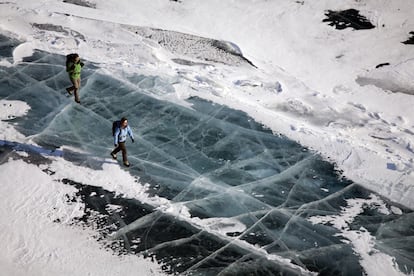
[[66, 53, 78, 71], [112, 120, 120, 136]]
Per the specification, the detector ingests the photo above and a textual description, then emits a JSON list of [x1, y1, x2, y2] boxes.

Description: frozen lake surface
[[1, 35, 413, 275]]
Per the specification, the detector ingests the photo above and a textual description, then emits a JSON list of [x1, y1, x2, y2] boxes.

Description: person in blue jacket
[[111, 117, 134, 167]]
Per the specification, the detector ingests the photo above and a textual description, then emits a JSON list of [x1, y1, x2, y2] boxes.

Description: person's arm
[[127, 126, 135, 142]]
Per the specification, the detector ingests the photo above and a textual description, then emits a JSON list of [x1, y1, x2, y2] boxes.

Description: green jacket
[[67, 61, 83, 79]]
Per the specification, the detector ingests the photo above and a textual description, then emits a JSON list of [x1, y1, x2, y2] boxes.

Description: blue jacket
[[114, 125, 134, 145]]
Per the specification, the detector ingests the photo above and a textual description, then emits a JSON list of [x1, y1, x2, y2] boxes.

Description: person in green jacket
[[66, 53, 84, 104]]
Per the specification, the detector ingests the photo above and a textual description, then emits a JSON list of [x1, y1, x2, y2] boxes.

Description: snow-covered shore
[[0, 1, 413, 275]]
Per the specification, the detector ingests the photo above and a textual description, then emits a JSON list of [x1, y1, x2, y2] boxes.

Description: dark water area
[[59, 178, 309, 275], [0, 34, 413, 275], [62, 0, 96, 9], [402, 31, 414, 45], [323, 9, 375, 30]]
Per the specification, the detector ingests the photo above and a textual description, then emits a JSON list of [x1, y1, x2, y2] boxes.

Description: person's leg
[[73, 78, 81, 103], [111, 144, 122, 157], [66, 77, 75, 94], [66, 86, 74, 94], [120, 142, 129, 166]]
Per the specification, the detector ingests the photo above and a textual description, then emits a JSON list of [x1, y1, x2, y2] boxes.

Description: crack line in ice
[[144, 232, 203, 254], [110, 174, 347, 273], [169, 154, 316, 210]]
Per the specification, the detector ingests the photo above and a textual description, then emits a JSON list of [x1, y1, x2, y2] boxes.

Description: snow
[[0, 0, 413, 275], [0, 159, 163, 276], [0, 100, 30, 142], [308, 194, 406, 276]]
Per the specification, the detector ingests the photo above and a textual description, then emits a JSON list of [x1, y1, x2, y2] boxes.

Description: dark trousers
[[111, 142, 128, 163]]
